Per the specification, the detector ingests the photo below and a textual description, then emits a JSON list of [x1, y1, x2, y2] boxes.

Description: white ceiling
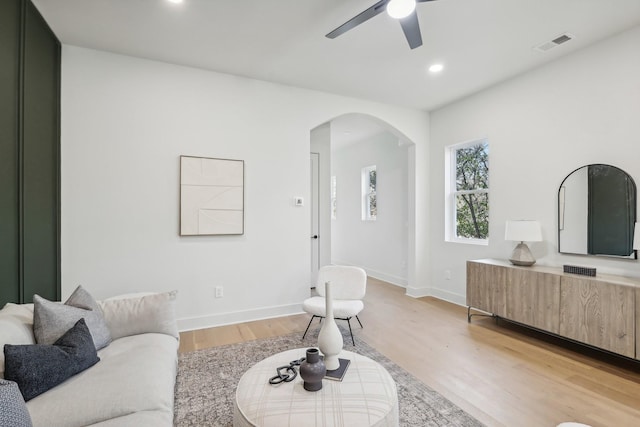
[[33, 0, 640, 113], [33, 0, 640, 148]]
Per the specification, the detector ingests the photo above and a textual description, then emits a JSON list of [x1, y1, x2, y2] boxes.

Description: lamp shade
[[505, 220, 542, 242], [634, 222, 640, 250]]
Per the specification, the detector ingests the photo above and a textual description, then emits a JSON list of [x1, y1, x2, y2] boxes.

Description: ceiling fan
[[326, 0, 438, 49]]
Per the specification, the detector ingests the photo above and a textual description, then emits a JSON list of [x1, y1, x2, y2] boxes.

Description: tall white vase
[[317, 281, 343, 370]]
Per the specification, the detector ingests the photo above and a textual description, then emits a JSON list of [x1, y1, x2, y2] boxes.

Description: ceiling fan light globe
[[387, 0, 416, 19]]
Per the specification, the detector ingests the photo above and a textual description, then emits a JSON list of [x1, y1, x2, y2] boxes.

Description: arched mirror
[[558, 164, 636, 259]]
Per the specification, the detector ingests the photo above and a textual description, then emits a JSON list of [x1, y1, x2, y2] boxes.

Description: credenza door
[[506, 269, 560, 334], [636, 289, 640, 360], [467, 261, 507, 317], [560, 276, 635, 358]]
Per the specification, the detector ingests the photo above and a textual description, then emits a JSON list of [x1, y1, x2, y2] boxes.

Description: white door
[[310, 152, 320, 286]]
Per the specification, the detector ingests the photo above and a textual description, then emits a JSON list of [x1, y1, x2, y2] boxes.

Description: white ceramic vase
[[317, 281, 343, 370]]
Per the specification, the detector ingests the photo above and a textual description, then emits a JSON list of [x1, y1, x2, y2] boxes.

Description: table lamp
[[505, 220, 542, 266]]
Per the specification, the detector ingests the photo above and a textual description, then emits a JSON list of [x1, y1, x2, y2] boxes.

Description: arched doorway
[[310, 113, 416, 291]]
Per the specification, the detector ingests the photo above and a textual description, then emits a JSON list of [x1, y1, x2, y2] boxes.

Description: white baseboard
[[177, 303, 304, 332], [405, 285, 467, 307], [177, 287, 467, 332], [429, 287, 467, 307], [405, 285, 431, 298], [331, 259, 407, 287], [365, 269, 407, 287]]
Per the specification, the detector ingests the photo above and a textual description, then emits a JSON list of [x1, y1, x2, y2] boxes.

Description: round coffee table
[[233, 348, 399, 427]]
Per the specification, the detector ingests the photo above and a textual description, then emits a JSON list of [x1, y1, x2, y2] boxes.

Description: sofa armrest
[[0, 303, 36, 379], [98, 291, 178, 341]]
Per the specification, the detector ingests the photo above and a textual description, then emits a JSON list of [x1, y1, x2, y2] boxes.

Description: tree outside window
[[449, 141, 489, 241]]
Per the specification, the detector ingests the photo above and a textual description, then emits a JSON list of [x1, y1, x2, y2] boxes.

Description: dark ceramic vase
[[299, 348, 326, 391]]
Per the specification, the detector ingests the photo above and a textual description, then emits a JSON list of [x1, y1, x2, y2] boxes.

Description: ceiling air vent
[[534, 33, 574, 52]]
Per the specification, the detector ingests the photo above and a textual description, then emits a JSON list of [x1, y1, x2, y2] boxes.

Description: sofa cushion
[[86, 410, 174, 426], [33, 286, 111, 350], [4, 318, 100, 401], [302, 295, 364, 318], [0, 303, 35, 379], [0, 379, 33, 427], [26, 333, 178, 427], [99, 291, 178, 340]]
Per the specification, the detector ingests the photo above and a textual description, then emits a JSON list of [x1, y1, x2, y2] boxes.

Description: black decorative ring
[[268, 358, 306, 385]]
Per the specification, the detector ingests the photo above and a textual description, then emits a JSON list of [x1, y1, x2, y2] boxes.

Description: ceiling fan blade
[[326, 0, 390, 39], [416, 0, 438, 3], [399, 11, 423, 49]]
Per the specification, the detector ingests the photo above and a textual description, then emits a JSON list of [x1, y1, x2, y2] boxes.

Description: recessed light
[[167, 0, 183, 4], [428, 63, 444, 73]]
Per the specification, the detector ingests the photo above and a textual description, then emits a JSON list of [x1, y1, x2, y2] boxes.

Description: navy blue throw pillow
[[3, 318, 100, 401]]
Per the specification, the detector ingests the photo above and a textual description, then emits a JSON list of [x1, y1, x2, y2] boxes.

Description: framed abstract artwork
[[180, 156, 244, 235]]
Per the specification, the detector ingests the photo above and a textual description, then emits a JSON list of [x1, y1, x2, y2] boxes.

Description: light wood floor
[[179, 278, 640, 427]]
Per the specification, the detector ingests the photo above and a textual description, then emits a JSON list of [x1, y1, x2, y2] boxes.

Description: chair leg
[[346, 318, 355, 346], [355, 315, 363, 329], [301, 315, 318, 341]]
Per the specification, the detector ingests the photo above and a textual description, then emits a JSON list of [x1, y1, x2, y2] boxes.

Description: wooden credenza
[[467, 259, 640, 360]]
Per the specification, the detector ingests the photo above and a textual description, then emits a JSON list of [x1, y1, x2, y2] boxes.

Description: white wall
[[331, 133, 409, 285], [428, 25, 640, 305], [60, 46, 430, 330]]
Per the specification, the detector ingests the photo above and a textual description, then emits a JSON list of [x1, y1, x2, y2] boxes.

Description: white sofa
[[0, 292, 179, 427]]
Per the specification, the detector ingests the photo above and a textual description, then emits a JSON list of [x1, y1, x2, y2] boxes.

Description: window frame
[[445, 139, 489, 245], [361, 165, 377, 221], [331, 175, 337, 220]]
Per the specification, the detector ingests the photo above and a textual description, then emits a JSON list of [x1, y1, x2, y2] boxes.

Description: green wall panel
[[0, 0, 21, 305], [22, 0, 60, 302], [0, 0, 60, 306]]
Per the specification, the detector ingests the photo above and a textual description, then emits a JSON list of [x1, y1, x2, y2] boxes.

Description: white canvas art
[[180, 156, 244, 235]]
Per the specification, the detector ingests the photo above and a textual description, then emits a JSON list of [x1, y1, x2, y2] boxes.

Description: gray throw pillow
[[100, 291, 178, 340], [0, 379, 33, 427], [4, 318, 100, 401], [33, 285, 111, 350]]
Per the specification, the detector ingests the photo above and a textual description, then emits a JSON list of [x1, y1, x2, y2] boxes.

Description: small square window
[[362, 165, 377, 221]]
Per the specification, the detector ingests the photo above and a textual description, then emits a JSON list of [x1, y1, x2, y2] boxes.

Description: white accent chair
[[302, 265, 367, 345]]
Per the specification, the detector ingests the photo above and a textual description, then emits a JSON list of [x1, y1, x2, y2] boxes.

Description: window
[[446, 140, 489, 243], [361, 165, 377, 221], [331, 175, 337, 220]]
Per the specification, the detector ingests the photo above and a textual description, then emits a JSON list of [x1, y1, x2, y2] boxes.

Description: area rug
[[174, 326, 483, 426]]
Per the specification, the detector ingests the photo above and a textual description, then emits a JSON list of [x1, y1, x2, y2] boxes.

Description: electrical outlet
[[215, 286, 224, 298], [444, 270, 451, 280]]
